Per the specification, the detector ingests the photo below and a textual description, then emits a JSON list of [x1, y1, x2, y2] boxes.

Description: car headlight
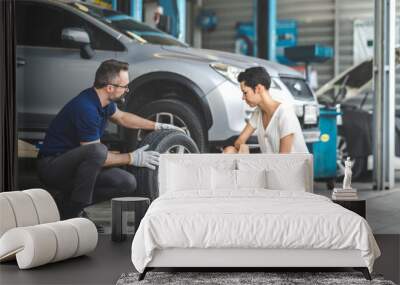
[[304, 105, 319, 125], [210, 63, 282, 90], [210, 62, 243, 84]]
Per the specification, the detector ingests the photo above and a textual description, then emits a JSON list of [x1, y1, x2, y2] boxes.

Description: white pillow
[[236, 169, 268, 189], [237, 158, 308, 191], [211, 169, 268, 191], [266, 165, 307, 191], [167, 163, 212, 192], [212, 168, 237, 190]]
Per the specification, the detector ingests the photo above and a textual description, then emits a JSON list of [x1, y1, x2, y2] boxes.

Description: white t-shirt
[[248, 104, 309, 153]]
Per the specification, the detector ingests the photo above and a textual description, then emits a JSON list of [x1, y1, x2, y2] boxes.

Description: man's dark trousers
[[37, 143, 137, 218]]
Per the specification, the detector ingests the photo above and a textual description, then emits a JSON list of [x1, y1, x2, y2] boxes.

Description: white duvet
[[131, 190, 380, 273]]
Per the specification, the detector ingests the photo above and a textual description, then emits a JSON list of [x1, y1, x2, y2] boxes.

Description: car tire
[[131, 130, 199, 201], [124, 99, 208, 152], [337, 134, 367, 180]]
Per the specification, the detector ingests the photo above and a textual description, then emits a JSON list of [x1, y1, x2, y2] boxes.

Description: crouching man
[[37, 59, 181, 218]]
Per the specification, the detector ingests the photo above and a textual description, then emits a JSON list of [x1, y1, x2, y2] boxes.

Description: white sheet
[[131, 190, 380, 273]]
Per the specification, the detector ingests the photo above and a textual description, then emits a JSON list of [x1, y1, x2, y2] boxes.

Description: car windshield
[[70, 2, 187, 47]]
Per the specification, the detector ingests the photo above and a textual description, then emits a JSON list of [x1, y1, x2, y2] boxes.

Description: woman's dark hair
[[94, 59, 129, 88], [237, 66, 271, 90]]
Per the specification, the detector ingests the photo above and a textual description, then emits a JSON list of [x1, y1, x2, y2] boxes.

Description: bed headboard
[[158, 154, 314, 196]]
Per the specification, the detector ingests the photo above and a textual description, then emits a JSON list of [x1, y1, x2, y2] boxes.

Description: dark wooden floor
[[0, 235, 399, 285], [0, 235, 134, 285]]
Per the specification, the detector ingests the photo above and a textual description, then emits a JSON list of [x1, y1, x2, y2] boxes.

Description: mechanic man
[[37, 59, 181, 219], [224, 66, 308, 154]]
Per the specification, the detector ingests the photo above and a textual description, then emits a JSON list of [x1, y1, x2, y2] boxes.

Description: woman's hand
[[234, 140, 243, 150]]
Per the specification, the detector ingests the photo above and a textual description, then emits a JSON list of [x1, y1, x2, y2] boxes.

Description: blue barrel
[[310, 107, 341, 179]]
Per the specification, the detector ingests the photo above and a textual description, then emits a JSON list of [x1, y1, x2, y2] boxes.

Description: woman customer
[[223, 66, 308, 154]]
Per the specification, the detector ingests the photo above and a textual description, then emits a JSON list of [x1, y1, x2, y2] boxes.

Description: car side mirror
[[62, 28, 90, 44], [61, 28, 94, 59]]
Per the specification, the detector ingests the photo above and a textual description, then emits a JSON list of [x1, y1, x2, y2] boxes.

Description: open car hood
[[316, 47, 400, 104]]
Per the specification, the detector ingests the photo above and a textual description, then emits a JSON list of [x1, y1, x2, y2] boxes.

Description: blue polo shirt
[[39, 87, 116, 157]]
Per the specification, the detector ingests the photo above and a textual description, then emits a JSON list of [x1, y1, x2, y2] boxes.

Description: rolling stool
[[111, 197, 150, 242]]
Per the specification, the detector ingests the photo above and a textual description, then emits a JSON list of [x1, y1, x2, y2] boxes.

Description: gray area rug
[[116, 271, 396, 285]]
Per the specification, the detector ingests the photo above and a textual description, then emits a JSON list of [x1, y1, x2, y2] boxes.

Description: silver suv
[[16, 0, 320, 152]]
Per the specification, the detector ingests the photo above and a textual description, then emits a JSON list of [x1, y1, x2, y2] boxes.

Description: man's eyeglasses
[[108, 83, 130, 93]]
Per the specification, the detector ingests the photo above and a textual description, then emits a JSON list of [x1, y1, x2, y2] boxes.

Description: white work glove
[[154, 122, 185, 133], [129, 145, 160, 170]]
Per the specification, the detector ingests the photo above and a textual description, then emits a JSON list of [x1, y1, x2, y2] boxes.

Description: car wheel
[[337, 134, 367, 180], [124, 99, 207, 152], [131, 130, 200, 201]]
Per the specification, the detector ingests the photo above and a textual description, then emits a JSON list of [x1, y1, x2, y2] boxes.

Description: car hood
[[316, 47, 400, 104], [315, 59, 373, 104], [160, 46, 302, 78]]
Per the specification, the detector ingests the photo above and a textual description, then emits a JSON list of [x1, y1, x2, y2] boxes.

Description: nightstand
[[332, 199, 366, 218]]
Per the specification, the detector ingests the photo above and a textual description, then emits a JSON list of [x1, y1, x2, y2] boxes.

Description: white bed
[[131, 154, 380, 280]]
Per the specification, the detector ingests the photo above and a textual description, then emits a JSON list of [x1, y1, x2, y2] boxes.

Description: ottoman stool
[[111, 197, 150, 242]]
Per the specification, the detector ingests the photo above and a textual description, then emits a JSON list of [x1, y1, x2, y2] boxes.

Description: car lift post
[[177, 0, 186, 42], [253, 0, 276, 61], [373, 0, 395, 190], [130, 0, 143, 22]]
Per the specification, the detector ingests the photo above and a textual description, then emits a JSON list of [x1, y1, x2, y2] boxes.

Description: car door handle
[[17, 58, 26, 67]]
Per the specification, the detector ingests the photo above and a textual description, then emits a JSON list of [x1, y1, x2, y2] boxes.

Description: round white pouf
[[0, 196, 17, 237], [65, 218, 98, 257], [0, 218, 98, 269], [1, 191, 39, 227], [24, 189, 60, 223]]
